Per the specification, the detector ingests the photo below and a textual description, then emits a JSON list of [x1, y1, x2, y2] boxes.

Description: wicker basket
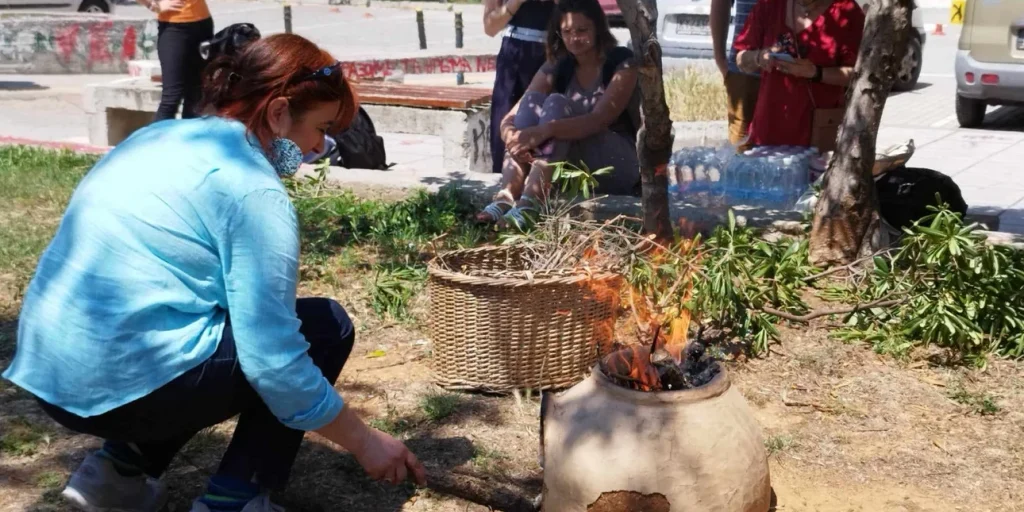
[[427, 245, 623, 392]]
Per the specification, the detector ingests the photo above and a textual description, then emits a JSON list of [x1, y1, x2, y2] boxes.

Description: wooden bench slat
[[352, 82, 491, 109]]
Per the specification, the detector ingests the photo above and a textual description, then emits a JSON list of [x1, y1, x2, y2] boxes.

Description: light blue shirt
[[728, 0, 758, 75], [2, 116, 343, 432]]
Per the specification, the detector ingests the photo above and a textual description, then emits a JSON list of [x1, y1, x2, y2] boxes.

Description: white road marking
[[930, 114, 957, 128]]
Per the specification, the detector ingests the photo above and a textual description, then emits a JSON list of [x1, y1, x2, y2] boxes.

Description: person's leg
[[155, 22, 188, 122], [181, 18, 215, 119], [518, 94, 574, 206], [489, 38, 520, 174], [572, 131, 641, 196], [724, 72, 760, 151], [204, 298, 354, 498], [477, 89, 550, 221]]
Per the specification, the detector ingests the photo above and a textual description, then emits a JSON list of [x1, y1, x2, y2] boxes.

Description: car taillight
[[965, 72, 975, 84], [981, 74, 1000, 85]]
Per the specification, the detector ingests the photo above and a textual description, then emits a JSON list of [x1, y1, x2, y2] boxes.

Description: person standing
[[711, 0, 759, 149], [137, 0, 215, 122], [483, 0, 555, 174]]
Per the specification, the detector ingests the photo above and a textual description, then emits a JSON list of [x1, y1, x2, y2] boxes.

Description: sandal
[[503, 204, 537, 230], [476, 200, 514, 223]]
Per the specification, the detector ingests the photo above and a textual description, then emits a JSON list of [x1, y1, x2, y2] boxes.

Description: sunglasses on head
[[296, 61, 342, 83]]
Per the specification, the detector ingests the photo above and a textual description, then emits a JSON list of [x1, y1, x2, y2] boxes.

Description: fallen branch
[[760, 298, 906, 323], [426, 468, 540, 512], [802, 249, 891, 283]]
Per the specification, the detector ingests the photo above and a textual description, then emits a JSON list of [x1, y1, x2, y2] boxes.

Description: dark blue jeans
[[37, 297, 355, 490]]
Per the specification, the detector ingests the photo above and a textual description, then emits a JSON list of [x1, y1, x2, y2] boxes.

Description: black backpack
[[553, 46, 640, 139], [199, 23, 261, 62], [875, 166, 968, 230], [328, 107, 391, 170]]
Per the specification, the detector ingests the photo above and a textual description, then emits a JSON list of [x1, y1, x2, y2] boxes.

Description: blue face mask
[[269, 137, 303, 178]]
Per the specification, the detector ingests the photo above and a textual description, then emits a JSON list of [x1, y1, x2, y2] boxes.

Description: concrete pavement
[[1, 3, 1022, 234]]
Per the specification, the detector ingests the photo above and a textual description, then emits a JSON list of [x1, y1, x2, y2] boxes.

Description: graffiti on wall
[[342, 54, 498, 80], [469, 117, 491, 171], [0, 17, 157, 73]]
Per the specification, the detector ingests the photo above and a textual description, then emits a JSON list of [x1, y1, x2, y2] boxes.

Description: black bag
[[199, 23, 261, 62], [328, 107, 391, 170], [875, 166, 968, 230]]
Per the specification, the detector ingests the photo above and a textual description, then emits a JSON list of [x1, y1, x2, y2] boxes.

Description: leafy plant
[[0, 417, 51, 457], [839, 205, 1024, 365], [550, 161, 611, 201], [368, 265, 427, 321], [420, 391, 462, 422], [948, 386, 1001, 416]]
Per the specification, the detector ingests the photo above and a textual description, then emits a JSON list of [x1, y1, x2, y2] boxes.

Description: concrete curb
[[4, 136, 1021, 249]]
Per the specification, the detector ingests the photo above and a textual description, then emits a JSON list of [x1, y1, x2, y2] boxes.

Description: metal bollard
[[284, 4, 293, 34], [455, 11, 464, 49], [416, 9, 427, 50], [456, 72, 465, 85]]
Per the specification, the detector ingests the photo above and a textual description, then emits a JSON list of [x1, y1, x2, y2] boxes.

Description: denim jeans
[[37, 297, 354, 490]]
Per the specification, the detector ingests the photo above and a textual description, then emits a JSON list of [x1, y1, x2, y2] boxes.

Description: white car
[[3, 0, 115, 13], [656, 0, 925, 91]]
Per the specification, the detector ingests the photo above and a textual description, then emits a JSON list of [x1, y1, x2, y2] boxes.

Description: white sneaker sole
[[61, 485, 169, 512]]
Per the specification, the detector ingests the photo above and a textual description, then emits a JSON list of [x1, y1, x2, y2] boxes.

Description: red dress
[[732, 0, 865, 147]]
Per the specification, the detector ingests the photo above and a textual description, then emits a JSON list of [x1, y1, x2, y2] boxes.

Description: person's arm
[[484, 0, 527, 37], [221, 189, 345, 431], [710, 0, 733, 77], [773, 60, 854, 86], [502, 65, 555, 154], [774, 2, 864, 87], [541, 65, 638, 141], [134, 0, 183, 14], [732, 0, 767, 75]]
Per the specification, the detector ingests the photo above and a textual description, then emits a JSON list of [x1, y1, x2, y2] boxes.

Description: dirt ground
[[2, 267, 1021, 512]]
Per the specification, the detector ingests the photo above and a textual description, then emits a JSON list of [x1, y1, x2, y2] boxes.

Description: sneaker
[[189, 494, 285, 512], [61, 452, 168, 512]]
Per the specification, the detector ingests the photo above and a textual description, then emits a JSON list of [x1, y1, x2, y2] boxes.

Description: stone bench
[[83, 77, 493, 173]]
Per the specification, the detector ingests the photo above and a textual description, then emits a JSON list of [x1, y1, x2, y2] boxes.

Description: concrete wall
[[0, 13, 157, 74]]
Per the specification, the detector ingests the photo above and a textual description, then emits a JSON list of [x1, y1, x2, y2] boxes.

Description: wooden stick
[[425, 469, 540, 512]]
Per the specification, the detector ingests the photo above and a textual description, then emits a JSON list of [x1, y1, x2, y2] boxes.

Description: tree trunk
[[808, 0, 913, 266], [616, 0, 674, 243]]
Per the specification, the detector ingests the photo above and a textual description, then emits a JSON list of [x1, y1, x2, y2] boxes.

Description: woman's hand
[[154, 0, 184, 12], [514, 125, 553, 151], [354, 428, 427, 486], [773, 58, 818, 79]]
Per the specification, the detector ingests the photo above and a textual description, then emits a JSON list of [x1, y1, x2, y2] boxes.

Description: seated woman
[[732, 0, 865, 147], [476, 0, 641, 226], [1, 34, 424, 512]]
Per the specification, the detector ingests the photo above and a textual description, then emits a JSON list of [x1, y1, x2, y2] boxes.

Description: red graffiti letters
[[121, 26, 137, 62], [341, 54, 499, 80]]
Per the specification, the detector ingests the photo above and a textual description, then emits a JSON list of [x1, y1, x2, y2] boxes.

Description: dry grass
[[664, 66, 729, 123]]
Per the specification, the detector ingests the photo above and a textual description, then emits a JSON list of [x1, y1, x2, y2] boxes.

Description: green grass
[[420, 390, 462, 422], [764, 434, 794, 456], [0, 417, 52, 457], [948, 387, 1001, 416], [0, 146, 97, 285]]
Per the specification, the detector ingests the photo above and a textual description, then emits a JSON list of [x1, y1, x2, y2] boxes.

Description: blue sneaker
[[189, 494, 285, 512]]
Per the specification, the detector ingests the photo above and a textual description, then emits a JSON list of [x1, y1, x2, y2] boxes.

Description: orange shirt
[[159, 0, 211, 23]]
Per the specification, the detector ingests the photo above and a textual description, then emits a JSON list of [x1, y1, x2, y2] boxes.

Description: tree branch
[[760, 297, 906, 323]]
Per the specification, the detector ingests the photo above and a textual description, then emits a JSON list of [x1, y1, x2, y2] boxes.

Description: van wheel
[[78, 0, 110, 13], [956, 95, 986, 128]]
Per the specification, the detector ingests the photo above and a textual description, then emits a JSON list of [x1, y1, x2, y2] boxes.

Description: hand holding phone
[[768, 52, 796, 63]]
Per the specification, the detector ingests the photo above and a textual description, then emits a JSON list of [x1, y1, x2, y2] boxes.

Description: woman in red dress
[[732, 0, 865, 147]]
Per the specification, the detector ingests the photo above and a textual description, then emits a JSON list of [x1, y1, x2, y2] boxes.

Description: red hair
[[199, 33, 358, 149]]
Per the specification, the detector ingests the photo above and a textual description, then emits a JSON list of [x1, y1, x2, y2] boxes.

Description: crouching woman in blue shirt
[[2, 33, 425, 512]]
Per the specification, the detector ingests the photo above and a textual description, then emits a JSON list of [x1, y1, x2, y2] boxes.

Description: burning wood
[[600, 328, 720, 392]]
